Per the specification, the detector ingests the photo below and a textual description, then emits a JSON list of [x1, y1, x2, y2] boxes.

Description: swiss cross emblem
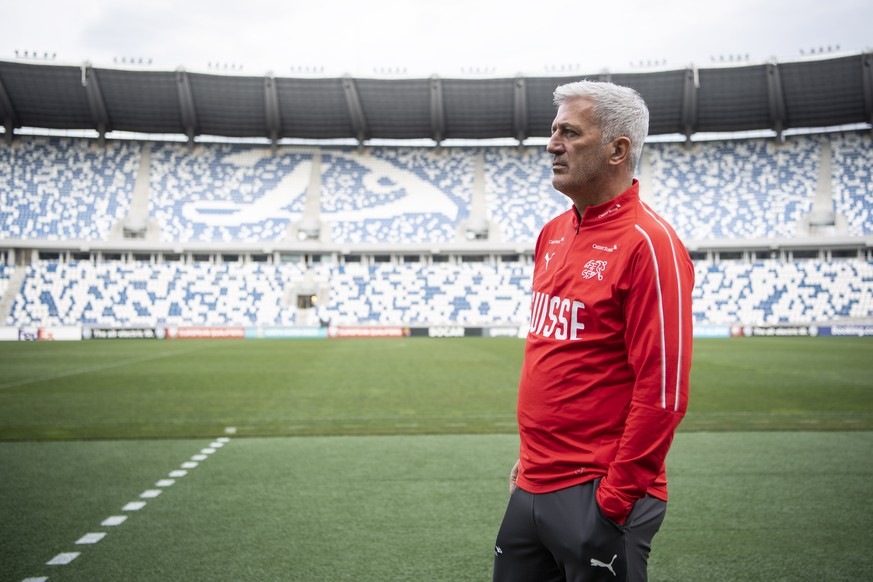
[[581, 260, 608, 280]]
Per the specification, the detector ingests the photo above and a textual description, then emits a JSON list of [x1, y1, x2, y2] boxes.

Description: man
[[492, 80, 694, 582]]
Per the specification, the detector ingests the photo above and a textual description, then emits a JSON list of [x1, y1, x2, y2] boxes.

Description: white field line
[[0, 344, 215, 391], [21, 437, 231, 582]]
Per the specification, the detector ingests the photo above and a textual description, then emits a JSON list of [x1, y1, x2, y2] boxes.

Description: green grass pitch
[[1, 337, 872, 581]]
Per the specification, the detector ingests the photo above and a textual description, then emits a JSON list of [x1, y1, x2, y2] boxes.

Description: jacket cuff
[[596, 478, 635, 524]]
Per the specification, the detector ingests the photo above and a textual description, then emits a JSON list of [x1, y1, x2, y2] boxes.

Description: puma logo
[[544, 252, 555, 269], [590, 554, 617, 576]]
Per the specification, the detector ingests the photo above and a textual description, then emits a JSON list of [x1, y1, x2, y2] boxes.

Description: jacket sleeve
[[596, 221, 694, 523]]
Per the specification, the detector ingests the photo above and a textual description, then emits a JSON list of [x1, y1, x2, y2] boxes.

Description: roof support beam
[[341, 75, 367, 144], [429, 75, 445, 145], [175, 69, 198, 144], [862, 51, 873, 129], [681, 65, 699, 142], [264, 74, 281, 148], [513, 75, 528, 143], [0, 72, 17, 144], [765, 61, 787, 141], [80, 62, 110, 143]]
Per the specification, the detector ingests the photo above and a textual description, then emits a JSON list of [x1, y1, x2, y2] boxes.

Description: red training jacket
[[516, 180, 694, 523]]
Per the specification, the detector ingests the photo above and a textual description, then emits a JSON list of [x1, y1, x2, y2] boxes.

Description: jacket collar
[[572, 180, 640, 228]]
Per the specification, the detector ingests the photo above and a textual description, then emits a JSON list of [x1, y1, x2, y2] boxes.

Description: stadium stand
[[3, 132, 872, 244], [0, 137, 139, 240], [8, 261, 310, 327], [830, 132, 873, 236], [646, 138, 820, 240], [1, 138, 478, 244], [484, 147, 568, 243], [1, 130, 872, 330], [325, 261, 529, 325], [7, 260, 526, 327], [321, 147, 471, 244], [692, 258, 873, 325], [7, 255, 872, 328], [149, 143, 310, 242]]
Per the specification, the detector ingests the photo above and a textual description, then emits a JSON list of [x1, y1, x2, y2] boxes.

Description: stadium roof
[[0, 52, 871, 144]]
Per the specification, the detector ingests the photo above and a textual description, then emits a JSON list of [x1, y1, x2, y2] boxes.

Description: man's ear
[[609, 136, 631, 166]]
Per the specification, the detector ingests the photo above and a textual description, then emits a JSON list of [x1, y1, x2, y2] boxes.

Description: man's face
[[546, 97, 611, 199]]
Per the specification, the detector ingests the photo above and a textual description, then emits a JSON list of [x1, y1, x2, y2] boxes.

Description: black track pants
[[492, 480, 666, 582]]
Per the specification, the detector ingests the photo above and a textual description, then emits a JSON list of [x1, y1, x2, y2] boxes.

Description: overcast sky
[[2, 0, 871, 77]]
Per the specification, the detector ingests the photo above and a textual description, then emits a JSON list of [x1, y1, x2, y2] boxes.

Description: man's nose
[[546, 135, 563, 155]]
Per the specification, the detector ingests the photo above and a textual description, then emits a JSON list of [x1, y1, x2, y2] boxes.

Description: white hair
[[553, 80, 649, 172]]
